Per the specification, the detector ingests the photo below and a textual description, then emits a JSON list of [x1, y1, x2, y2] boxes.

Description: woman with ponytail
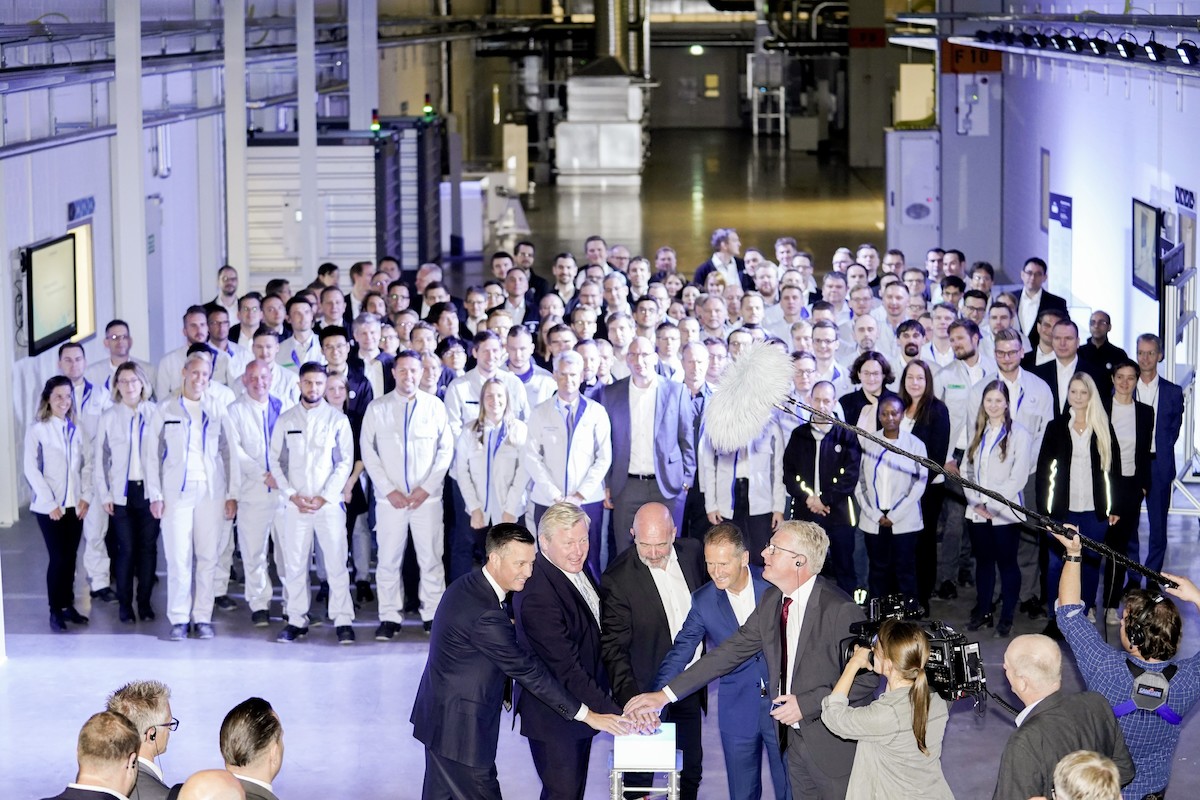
[[821, 618, 954, 799]]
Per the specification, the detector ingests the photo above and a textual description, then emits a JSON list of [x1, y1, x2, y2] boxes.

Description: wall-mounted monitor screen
[[23, 233, 78, 356], [1133, 199, 1161, 300]]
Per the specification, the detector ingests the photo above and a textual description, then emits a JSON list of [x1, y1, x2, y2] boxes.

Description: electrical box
[[885, 129, 941, 264]]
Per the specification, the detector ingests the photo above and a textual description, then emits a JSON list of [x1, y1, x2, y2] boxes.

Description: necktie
[[575, 572, 601, 626], [779, 596, 793, 751], [502, 594, 515, 711]]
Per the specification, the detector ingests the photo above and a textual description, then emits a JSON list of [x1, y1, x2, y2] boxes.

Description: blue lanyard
[[483, 422, 507, 514], [80, 379, 93, 411], [729, 449, 740, 506], [402, 396, 418, 493]]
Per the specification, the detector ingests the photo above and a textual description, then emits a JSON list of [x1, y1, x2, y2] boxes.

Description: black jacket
[[783, 423, 860, 527]]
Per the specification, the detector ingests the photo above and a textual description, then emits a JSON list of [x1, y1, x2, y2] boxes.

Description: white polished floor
[[3, 501, 1200, 798]]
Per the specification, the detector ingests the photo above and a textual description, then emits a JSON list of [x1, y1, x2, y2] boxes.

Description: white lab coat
[[523, 394, 612, 506], [226, 394, 287, 503], [155, 345, 232, 400], [699, 420, 786, 518], [965, 369, 1054, 474], [93, 401, 159, 507], [455, 420, 529, 523], [934, 355, 997, 453], [360, 391, 453, 500], [147, 393, 236, 504], [269, 401, 353, 505], [442, 368, 531, 438], [275, 333, 325, 371], [962, 422, 1033, 525], [855, 431, 928, 534], [24, 416, 91, 514]]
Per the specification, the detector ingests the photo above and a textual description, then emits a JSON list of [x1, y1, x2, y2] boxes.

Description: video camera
[[841, 594, 989, 702]]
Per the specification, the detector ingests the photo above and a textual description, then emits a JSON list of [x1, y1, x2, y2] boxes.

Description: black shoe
[[90, 587, 118, 604], [935, 580, 958, 600], [1041, 619, 1064, 641], [276, 624, 309, 643], [1026, 603, 1047, 620], [967, 613, 994, 631], [996, 619, 1013, 638], [336, 625, 356, 645], [315, 581, 330, 604], [214, 595, 239, 612], [49, 610, 68, 632], [62, 607, 89, 625], [356, 580, 375, 603], [119, 606, 136, 624], [139, 606, 156, 622], [375, 621, 400, 641], [251, 610, 270, 627], [423, 620, 432, 634]]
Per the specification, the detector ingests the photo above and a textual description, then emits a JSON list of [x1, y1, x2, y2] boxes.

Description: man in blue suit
[[411, 523, 630, 800], [514, 502, 624, 800], [597, 336, 696, 554], [1134, 333, 1185, 588], [654, 523, 791, 800]]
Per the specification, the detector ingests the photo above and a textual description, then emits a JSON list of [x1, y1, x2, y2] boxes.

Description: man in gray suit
[[595, 336, 695, 551], [105, 680, 174, 800], [625, 521, 876, 800], [220, 697, 285, 800]]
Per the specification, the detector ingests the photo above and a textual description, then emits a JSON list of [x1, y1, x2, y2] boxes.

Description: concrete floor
[[4, 132, 1200, 797]]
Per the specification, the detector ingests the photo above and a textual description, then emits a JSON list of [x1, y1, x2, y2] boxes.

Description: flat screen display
[[24, 233, 78, 356], [1132, 199, 1161, 300]]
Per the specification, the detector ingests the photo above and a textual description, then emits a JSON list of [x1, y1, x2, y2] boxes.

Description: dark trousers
[[681, 484, 709, 541], [422, 749, 500, 800], [864, 527, 918, 601], [732, 479, 773, 566], [448, 479, 477, 582], [1105, 485, 1143, 606], [1046, 511, 1105, 614], [815, 521, 856, 597], [1140, 458, 1174, 578], [917, 483, 946, 605], [967, 520, 1020, 623], [36, 509, 82, 612], [529, 735, 592, 800], [111, 481, 160, 612], [611, 477, 680, 558], [534, 502, 605, 578], [720, 695, 792, 800], [786, 733, 851, 800]]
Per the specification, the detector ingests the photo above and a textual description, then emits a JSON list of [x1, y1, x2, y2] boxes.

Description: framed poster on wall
[[1133, 198, 1162, 300]]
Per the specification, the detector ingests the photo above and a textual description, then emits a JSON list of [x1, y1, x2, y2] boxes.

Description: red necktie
[[778, 597, 793, 751]]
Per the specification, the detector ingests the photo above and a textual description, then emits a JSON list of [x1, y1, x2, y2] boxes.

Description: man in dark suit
[[1031, 318, 1112, 415], [653, 524, 790, 800], [221, 697, 285, 800], [1134, 333, 1186, 586], [601, 502, 709, 800], [625, 520, 876, 800], [40, 711, 140, 800], [342, 260, 376, 329], [1016, 256, 1068, 350], [105, 680, 174, 800], [598, 336, 696, 552], [693, 227, 751, 291], [411, 523, 629, 800], [514, 502, 624, 800], [992, 634, 1134, 800]]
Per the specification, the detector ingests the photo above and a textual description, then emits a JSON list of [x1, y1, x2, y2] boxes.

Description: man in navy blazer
[[597, 336, 696, 553], [653, 524, 791, 800], [40, 711, 140, 800], [1134, 334, 1185, 586], [515, 502, 624, 800], [411, 523, 628, 799]]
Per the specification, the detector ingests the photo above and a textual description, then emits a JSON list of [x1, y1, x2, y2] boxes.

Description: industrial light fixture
[[1144, 37, 1168, 62], [1067, 33, 1088, 53], [1033, 31, 1052, 49], [1050, 29, 1074, 51], [1088, 31, 1114, 56], [1019, 30, 1036, 48], [1177, 40, 1199, 64], [1116, 33, 1139, 60]]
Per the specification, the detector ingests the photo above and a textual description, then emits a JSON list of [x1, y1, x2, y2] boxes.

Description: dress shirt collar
[[482, 566, 507, 605], [231, 773, 274, 794], [137, 756, 163, 782], [1014, 696, 1044, 727], [789, 573, 817, 609]]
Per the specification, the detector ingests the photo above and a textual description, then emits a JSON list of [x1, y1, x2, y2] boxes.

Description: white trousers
[[375, 499, 444, 623], [81, 488, 111, 588], [213, 517, 236, 596], [233, 496, 285, 611], [279, 502, 354, 626], [161, 480, 226, 625]]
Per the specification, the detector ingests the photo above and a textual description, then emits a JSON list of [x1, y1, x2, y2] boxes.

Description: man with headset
[[105, 680, 177, 799], [1053, 525, 1200, 800]]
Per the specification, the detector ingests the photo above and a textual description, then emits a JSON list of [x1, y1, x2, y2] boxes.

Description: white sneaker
[[1106, 609, 1120, 626], [1086, 609, 1096, 623]]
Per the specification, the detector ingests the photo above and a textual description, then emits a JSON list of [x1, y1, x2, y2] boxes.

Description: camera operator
[[1052, 525, 1200, 799], [820, 618, 954, 798]]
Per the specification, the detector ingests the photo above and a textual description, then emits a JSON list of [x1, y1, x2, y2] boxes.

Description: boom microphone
[[705, 342, 796, 453], [705, 343, 1176, 589]]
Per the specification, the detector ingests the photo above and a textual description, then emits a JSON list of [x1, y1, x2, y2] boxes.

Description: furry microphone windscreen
[[705, 342, 795, 453]]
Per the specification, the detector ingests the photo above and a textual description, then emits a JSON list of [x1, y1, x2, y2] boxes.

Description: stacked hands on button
[[582, 709, 661, 736], [622, 690, 803, 728]]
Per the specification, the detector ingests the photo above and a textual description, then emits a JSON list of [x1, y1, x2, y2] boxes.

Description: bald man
[[993, 634, 1134, 800], [176, 770, 246, 800], [600, 503, 708, 799]]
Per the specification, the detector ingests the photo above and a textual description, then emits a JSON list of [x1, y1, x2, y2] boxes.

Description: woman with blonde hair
[[821, 618, 954, 799], [24, 375, 92, 631], [1037, 372, 1118, 632], [454, 377, 529, 577], [95, 362, 160, 623]]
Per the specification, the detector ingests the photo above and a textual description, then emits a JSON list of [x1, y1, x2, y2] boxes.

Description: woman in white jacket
[[961, 380, 1032, 637], [455, 378, 528, 563], [23, 375, 91, 631], [700, 419, 786, 565], [94, 362, 161, 624]]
